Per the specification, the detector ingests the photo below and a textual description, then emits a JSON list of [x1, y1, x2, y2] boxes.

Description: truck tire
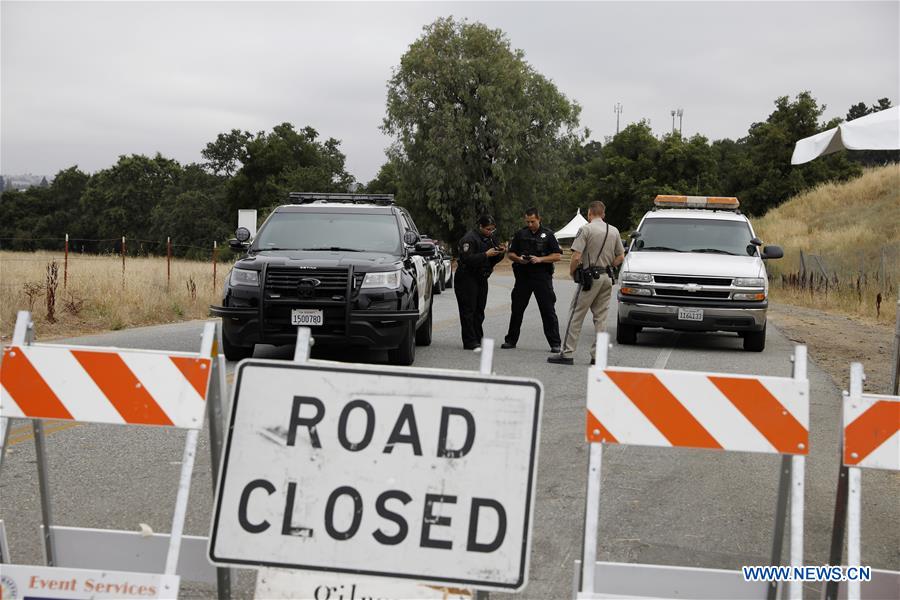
[[743, 325, 766, 352], [222, 333, 254, 361], [415, 300, 433, 346], [616, 317, 638, 345], [389, 320, 416, 366]]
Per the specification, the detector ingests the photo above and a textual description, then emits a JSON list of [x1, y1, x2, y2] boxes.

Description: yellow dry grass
[[1, 251, 227, 341], [752, 164, 900, 323]]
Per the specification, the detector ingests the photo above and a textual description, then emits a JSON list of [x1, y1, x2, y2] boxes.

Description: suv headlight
[[362, 270, 402, 290], [621, 272, 652, 283], [230, 268, 259, 287], [734, 277, 765, 287]]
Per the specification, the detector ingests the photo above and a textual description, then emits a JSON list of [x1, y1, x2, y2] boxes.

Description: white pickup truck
[[616, 195, 783, 351]]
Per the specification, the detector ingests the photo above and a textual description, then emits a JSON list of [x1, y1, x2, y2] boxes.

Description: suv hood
[[238, 251, 402, 271], [624, 251, 763, 278]]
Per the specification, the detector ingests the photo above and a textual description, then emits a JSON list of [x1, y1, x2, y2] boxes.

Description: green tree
[[202, 129, 252, 177], [383, 17, 581, 241], [149, 190, 231, 258], [78, 154, 184, 247], [0, 167, 91, 250], [220, 123, 355, 214], [739, 92, 860, 215]]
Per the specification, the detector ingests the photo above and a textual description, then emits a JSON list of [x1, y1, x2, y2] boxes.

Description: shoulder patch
[[462, 242, 470, 252]]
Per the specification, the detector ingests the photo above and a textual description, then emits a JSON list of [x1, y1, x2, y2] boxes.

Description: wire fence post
[[166, 237, 172, 292], [64, 233, 69, 290], [212, 241, 218, 291], [121, 235, 126, 289]]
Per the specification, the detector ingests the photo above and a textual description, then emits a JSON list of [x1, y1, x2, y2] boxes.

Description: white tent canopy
[[791, 106, 900, 165], [555, 209, 588, 240]]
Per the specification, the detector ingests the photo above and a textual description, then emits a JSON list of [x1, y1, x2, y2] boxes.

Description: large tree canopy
[[207, 123, 355, 214], [383, 17, 581, 240]]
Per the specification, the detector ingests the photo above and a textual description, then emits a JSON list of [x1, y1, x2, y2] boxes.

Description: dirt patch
[[768, 302, 898, 395]]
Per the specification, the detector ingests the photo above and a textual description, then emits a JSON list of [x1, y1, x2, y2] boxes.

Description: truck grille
[[265, 267, 350, 300], [654, 275, 733, 286], [654, 289, 731, 300]]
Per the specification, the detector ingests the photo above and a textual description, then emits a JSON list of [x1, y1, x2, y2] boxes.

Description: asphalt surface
[[2, 274, 898, 599]]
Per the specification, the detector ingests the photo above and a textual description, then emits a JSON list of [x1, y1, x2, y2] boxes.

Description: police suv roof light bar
[[288, 192, 395, 206], [654, 195, 740, 211]]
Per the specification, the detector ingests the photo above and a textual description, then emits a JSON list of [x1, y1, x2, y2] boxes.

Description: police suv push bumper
[[209, 360, 542, 591]]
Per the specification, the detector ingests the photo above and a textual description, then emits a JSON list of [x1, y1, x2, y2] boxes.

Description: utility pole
[[670, 110, 676, 134], [614, 102, 623, 134], [677, 108, 684, 135]]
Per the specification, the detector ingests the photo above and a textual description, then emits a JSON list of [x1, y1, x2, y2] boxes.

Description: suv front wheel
[[415, 300, 433, 346], [222, 332, 254, 361], [389, 320, 416, 366], [616, 317, 638, 345], [743, 324, 766, 352]]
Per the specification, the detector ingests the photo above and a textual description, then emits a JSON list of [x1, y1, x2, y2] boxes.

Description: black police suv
[[210, 193, 436, 365]]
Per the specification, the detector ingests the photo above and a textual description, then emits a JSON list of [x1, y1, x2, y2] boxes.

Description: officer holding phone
[[454, 214, 506, 352], [502, 207, 562, 352]]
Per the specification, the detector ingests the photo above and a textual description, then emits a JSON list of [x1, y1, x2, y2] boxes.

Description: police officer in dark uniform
[[501, 207, 562, 352], [454, 214, 506, 352]]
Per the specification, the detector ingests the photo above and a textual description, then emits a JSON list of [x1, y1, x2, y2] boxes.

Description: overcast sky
[[2, 1, 898, 182]]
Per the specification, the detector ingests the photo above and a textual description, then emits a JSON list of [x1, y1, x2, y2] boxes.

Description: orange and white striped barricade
[[576, 332, 809, 600], [0, 310, 229, 598], [825, 362, 900, 600]]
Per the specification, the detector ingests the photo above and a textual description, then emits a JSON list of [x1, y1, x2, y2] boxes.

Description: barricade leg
[[0, 417, 9, 475], [580, 333, 610, 596], [847, 467, 862, 600], [164, 322, 215, 575], [206, 322, 232, 600], [768, 455, 791, 600]]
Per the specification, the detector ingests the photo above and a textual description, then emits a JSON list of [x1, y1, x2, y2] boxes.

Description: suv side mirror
[[413, 241, 437, 257], [403, 231, 420, 246], [761, 245, 783, 260]]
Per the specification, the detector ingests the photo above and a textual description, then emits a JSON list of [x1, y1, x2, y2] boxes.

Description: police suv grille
[[265, 267, 350, 300], [654, 289, 731, 300], [654, 275, 733, 286]]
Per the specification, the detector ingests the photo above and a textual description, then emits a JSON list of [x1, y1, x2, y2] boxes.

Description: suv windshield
[[253, 212, 402, 254], [634, 218, 754, 256]]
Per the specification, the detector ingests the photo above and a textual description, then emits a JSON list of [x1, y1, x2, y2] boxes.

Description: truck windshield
[[253, 212, 402, 254], [634, 218, 754, 256]]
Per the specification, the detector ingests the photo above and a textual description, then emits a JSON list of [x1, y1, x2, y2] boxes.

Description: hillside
[[753, 164, 900, 276]]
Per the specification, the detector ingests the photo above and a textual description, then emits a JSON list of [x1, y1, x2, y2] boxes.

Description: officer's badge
[[540, 233, 546, 238], [463, 242, 470, 251]]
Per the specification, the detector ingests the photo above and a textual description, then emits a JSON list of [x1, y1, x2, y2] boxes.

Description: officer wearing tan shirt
[[548, 200, 624, 365]]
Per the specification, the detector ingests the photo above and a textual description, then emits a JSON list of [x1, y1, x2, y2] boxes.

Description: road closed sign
[[209, 360, 542, 591]]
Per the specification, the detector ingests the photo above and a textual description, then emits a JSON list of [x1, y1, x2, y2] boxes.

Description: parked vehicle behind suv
[[617, 195, 783, 351], [211, 193, 435, 365]]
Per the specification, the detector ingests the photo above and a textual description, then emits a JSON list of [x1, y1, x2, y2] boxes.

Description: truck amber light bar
[[654, 195, 740, 210]]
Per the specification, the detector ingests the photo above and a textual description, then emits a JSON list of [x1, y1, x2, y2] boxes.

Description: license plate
[[677, 308, 704, 322], [291, 309, 323, 326]]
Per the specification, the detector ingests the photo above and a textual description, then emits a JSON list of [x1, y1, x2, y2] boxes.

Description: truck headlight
[[734, 277, 765, 287], [362, 270, 402, 290], [621, 272, 652, 283], [620, 287, 652, 296], [230, 268, 259, 287], [734, 292, 767, 301]]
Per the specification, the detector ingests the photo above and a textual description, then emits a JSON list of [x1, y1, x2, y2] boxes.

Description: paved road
[[2, 275, 898, 599]]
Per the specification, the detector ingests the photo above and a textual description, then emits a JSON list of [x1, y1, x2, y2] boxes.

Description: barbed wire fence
[[769, 244, 899, 318], [0, 235, 232, 293]]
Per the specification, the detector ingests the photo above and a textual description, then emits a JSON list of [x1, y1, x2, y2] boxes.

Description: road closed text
[[210, 363, 541, 590], [237, 397, 508, 552]]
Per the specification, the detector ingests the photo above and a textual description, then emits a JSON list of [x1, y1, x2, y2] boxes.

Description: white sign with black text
[[209, 360, 542, 591]]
